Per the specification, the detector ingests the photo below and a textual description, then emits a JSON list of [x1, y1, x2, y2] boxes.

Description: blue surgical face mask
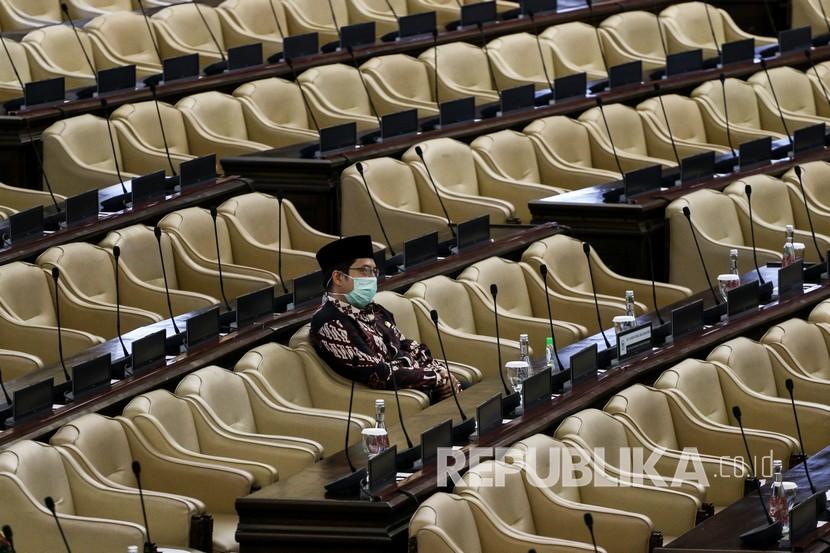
[[344, 275, 377, 308]]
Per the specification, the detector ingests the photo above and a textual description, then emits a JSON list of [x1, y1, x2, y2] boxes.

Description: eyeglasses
[[348, 265, 380, 277]]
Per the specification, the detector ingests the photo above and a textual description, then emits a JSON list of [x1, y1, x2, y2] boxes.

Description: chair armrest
[[0, 313, 101, 366], [475, 162, 563, 223], [0, 350, 43, 380], [118, 264, 217, 316], [56, 282, 158, 338], [766, 344, 830, 403], [283, 200, 337, 251]]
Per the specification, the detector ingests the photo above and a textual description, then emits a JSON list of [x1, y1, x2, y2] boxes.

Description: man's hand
[[435, 372, 462, 401]]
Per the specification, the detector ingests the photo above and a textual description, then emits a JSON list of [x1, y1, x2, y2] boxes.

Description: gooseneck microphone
[[585, 0, 609, 74], [643, 224, 666, 327], [652, 83, 681, 166], [528, 12, 554, 98], [582, 242, 611, 348], [1, 525, 15, 553], [476, 23, 503, 99], [153, 227, 180, 334], [793, 166, 825, 264], [490, 283, 520, 412], [323, 377, 368, 496], [414, 146, 456, 239], [274, 192, 288, 294], [0, 368, 11, 405], [148, 84, 177, 177], [135, 0, 163, 62], [584, 513, 599, 553], [51, 267, 71, 385], [431, 309, 475, 441], [538, 264, 564, 371], [208, 207, 231, 311], [431, 31, 441, 106], [744, 185, 768, 287], [383, 0, 399, 19], [702, 3, 722, 58], [385, 343, 414, 450], [784, 379, 817, 494], [131, 462, 158, 553], [719, 74, 736, 157], [100, 98, 129, 200], [595, 97, 624, 177], [759, 59, 793, 149], [191, 1, 227, 67], [682, 206, 720, 305], [112, 246, 129, 358], [326, 0, 343, 44], [60, 4, 98, 86], [346, 45, 382, 129], [44, 496, 72, 553], [355, 162, 396, 255]]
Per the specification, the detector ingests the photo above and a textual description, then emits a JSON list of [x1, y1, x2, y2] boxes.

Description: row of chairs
[[0, 0, 180, 29], [411, 302, 830, 552]]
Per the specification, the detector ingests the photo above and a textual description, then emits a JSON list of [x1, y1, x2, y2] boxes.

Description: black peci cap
[[316, 235, 374, 281]]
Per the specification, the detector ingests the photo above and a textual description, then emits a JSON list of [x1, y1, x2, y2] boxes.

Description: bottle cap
[[546, 337, 553, 345], [375, 399, 384, 407], [786, 224, 794, 232], [519, 333, 528, 341], [729, 248, 737, 256]]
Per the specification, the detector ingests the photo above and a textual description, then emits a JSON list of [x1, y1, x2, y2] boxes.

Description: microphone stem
[[719, 78, 736, 157], [432, 32, 440, 105], [541, 273, 564, 371], [478, 24, 502, 97], [210, 213, 231, 310], [155, 232, 180, 334], [529, 13, 554, 94], [347, 47, 381, 128], [417, 152, 455, 238], [23, 118, 60, 212], [135, 0, 162, 61], [191, 1, 226, 63], [345, 379, 357, 472], [686, 214, 721, 304], [327, 0, 343, 42], [794, 168, 826, 263], [761, 63, 792, 146], [655, 93, 681, 166], [585, 251, 611, 348], [53, 278, 69, 381], [276, 195, 288, 293], [102, 106, 127, 195], [747, 194, 767, 285], [643, 228, 665, 325], [353, 159, 397, 255], [491, 296, 510, 395], [267, 0, 288, 40], [737, 417, 775, 525], [434, 323, 466, 419], [149, 86, 177, 176], [287, 60, 322, 133], [788, 390, 817, 493], [703, 4, 722, 58], [597, 102, 624, 176], [114, 258, 128, 357]]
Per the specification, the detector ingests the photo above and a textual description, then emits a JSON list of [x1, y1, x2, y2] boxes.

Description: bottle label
[[769, 495, 789, 527]]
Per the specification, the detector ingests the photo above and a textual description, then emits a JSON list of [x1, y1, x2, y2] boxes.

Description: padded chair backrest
[[345, 157, 422, 212], [84, 11, 162, 66], [458, 257, 533, 317], [542, 21, 604, 72], [298, 63, 374, 116], [233, 77, 311, 130], [360, 54, 436, 105], [50, 414, 137, 488], [2, 0, 61, 27], [283, 0, 347, 28], [674, 189, 746, 246], [504, 434, 581, 502], [457, 460, 537, 534], [122, 390, 202, 452], [553, 409, 631, 468], [219, 0, 287, 37], [521, 234, 592, 294], [579, 103, 649, 156], [660, 2, 727, 46], [725, 175, 795, 228], [23, 24, 96, 78], [600, 11, 665, 60], [112, 101, 191, 156], [638, 94, 709, 143], [0, 262, 57, 327], [0, 441, 75, 514], [407, 138, 480, 196], [99, 225, 181, 290], [405, 276, 478, 334], [692, 78, 764, 129], [176, 91, 249, 142], [750, 66, 818, 116], [0, 38, 31, 85], [234, 342, 314, 407], [653, 359, 730, 425], [523, 116, 594, 167], [176, 366, 258, 434], [471, 130, 541, 183], [762, 318, 830, 379], [487, 32, 555, 84], [374, 291, 422, 342], [72, 0, 133, 12], [794, 161, 830, 209], [218, 192, 289, 249], [410, 493, 483, 553], [37, 243, 117, 305], [43, 114, 124, 173], [421, 42, 494, 91], [605, 385, 680, 450], [158, 207, 235, 265], [707, 337, 780, 397], [151, 3, 226, 52]]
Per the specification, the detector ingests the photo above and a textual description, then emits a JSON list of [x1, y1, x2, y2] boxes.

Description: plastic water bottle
[[624, 290, 635, 318], [545, 337, 555, 369], [519, 334, 530, 366], [782, 225, 796, 267], [729, 248, 739, 275], [768, 460, 789, 535]]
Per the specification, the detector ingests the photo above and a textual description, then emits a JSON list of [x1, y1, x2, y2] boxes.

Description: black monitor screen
[[399, 11, 437, 38], [341, 22, 376, 49], [236, 286, 274, 328], [721, 38, 754, 66], [180, 155, 217, 188], [381, 109, 419, 140], [624, 165, 662, 199], [790, 490, 823, 543], [521, 0, 556, 15], [368, 445, 397, 494], [665, 50, 703, 77], [727, 280, 760, 318], [293, 270, 325, 307], [421, 419, 452, 466], [186, 307, 220, 348], [608, 61, 642, 89], [778, 259, 804, 299], [131, 329, 167, 374], [501, 84, 535, 113], [72, 353, 111, 397], [131, 170, 167, 204], [476, 393, 502, 437], [570, 343, 598, 384], [680, 151, 715, 184], [24, 78, 65, 108], [162, 54, 200, 82], [283, 32, 319, 61], [794, 123, 826, 156], [404, 232, 439, 268], [461, 1, 497, 27], [319, 123, 357, 154], [738, 137, 771, 169], [65, 189, 100, 228], [457, 215, 490, 252], [228, 43, 263, 70], [779, 26, 812, 54], [9, 205, 44, 243], [522, 369, 551, 411], [12, 378, 53, 421], [553, 72, 586, 101], [440, 97, 476, 127], [671, 299, 704, 340], [97, 65, 137, 95]]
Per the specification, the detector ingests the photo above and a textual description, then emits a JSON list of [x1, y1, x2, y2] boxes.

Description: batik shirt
[[310, 296, 448, 392]]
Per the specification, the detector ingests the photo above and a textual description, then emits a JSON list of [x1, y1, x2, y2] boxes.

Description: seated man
[[311, 235, 460, 402]]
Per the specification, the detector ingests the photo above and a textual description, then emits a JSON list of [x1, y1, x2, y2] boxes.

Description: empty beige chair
[[521, 234, 692, 314], [65, 0, 131, 19], [806, 58, 830, 104], [522, 116, 623, 188], [691, 78, 788, 144], [112, 100, 196, 176], [724, 175, 830, 262], [541, 22, 607, 81], [410, 492, 601, 553], [666, 189, 781, 292], [599, 11, 665, 71], [407, 0, 517, 27], [43, 114, 140, 196], [811, 299, 830, 325], [762, 318, 830, 382], [151, 3, 226, 69], [37, 243, 163, 332], [360, 54, 439, 118], [418, 43, 499, 105], [0, 38, 30, 103], [793, 0, 830, 34], [659, 2, 774, 59], [0, 441, 167, 553], [175, 366, 326, 471], [579, 103, 711, 167], [348, 0, 406, 36], [51, 413, 250, 553], [456, 460, 653, 553], [340, 157, 508, 248], [403, 137, 551, 223], [505, 434, 700, 544], [782, 161, 830, 223], [749, 66, 830, 131], [486, 32, 556, 91], [22, 25, 97, 89], [281, 0, 345, 43], [176, 91, 271, 157], [158, 207, 280, 299], [297, 63, 380, 131], [0, 182, 66, 214], [84, 12, 163, 78], [233, 78, 319, 148], [99, 224, 220, 316], [0, 0, 60, 30], [217, 0, 286, 59], [637, 94, 733, 155], [0, 349, 43, 380], [471, 130, 570, 193], [123, 389, 279, 489], [218, 192, 336, 283]]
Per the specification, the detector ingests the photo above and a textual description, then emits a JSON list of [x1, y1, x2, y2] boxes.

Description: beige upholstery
[[505, 434, 700, 543], [99, 224, 220, 316], [762, 318, 830, 382], [123, 389, 279, 489], [0, 441, 153, 553], [457, 256, 599, 349], [175, 366, 325, 471], [724, 175, 830, 263], [340, 157, 509, 247], [0, 349, 43, 380], [540, 22, 607, 81], [0, 38, 30, 103], [749, 66, 830, 130], [604, 384, 794, 472], [654, 358, 826, 453], [404, 137, 552, 223], [0, 0, 60, 30], [297, 63, 380, 131], [281, 0, 346, 43], [554, 408, 741, 507], [84, 12, 163, 78], [112, 100, 196, 176], [456, 460, 651, 553], [521, 234, 692, 314], [659, 2, 775, 59], [151, 3, 226, 69], [42, 114, 140, 197], [176, 91, 271, 157], [807, 60, 830, 109], [665, 189, 781, 292], [218, 193, 335, 283], [418, 42, 500, 106], [486, 32, 556, 91], [793, 0, 830, 34], [811, 299, 830, 325], [158, 207, 280, 300], [0, 262, 105, 365], [348, 0, 407, 36], [782, 161, 830, 229], [22, 25, 97, 89], [51, 413, 251, 553], [217, 0, 286, 59], [233, 78, 319, 148], [470, 130, 569, 193], [36, 243, 163, 333], [410, 492, 601, 553], [599, 11, 665, 71], [0, 182, 66, 214], [66, 0, 131, 19], [407, 0, 518, 26], [637, 94, 733, 155], [360, 54, 439, 118]]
